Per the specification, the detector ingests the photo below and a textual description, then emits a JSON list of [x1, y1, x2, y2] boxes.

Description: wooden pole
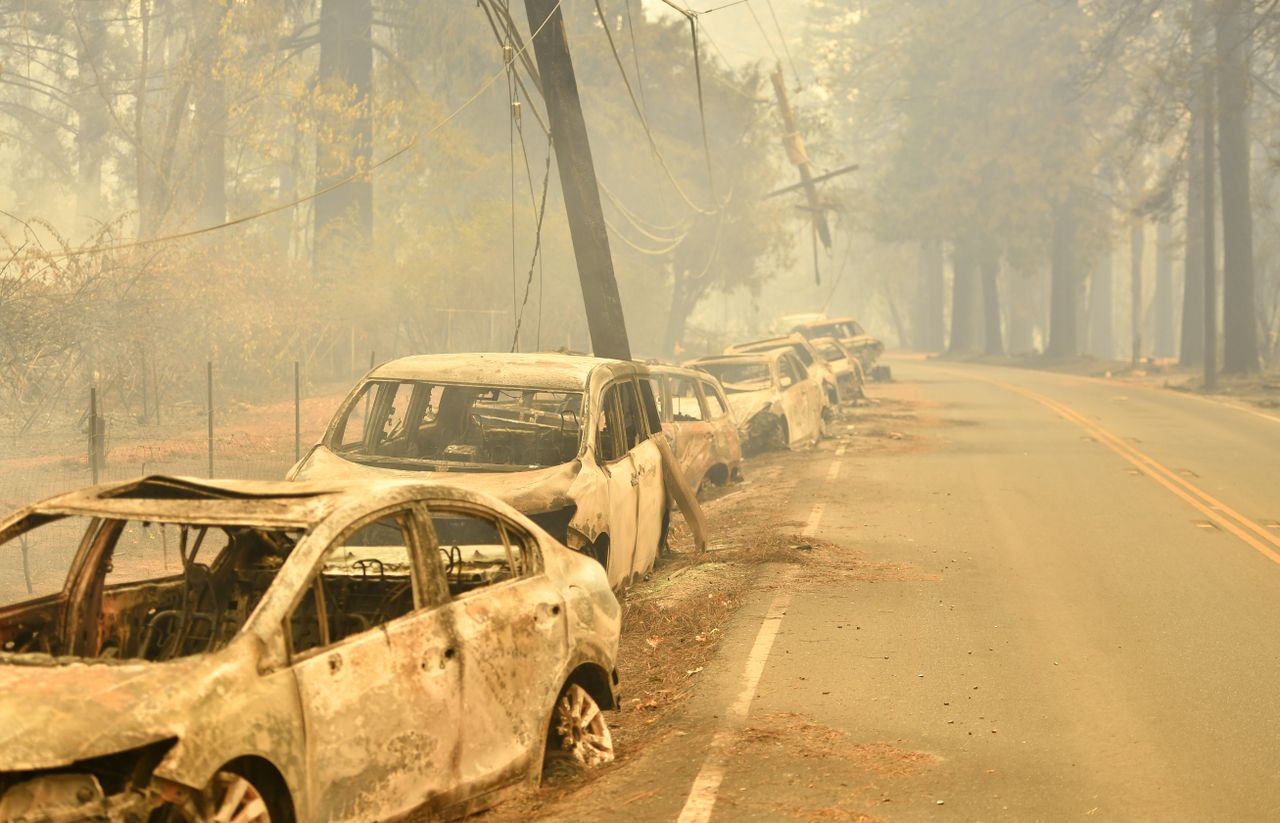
[[523, 0, 632, 360], [770, 67, 831, 264], [294, 360, 302, 462], [206, 361, 214, 477]]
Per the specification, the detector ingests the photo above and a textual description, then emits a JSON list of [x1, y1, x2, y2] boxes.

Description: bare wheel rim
[[200, 771, 272, 823], [555, 683, 615, 767]]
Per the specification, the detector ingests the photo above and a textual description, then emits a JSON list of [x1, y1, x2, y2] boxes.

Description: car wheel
[[549, 683, 615, 768], [161, 769, 279, 822], [745, 413, 785, 455]]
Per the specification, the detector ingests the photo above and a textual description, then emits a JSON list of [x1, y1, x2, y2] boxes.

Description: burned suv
[[290, 353, 672, 589]]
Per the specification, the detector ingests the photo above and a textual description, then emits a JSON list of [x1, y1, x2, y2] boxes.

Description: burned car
[[788, 315, 885, 373], [0, 475, 620, 822], [646, 364, 744, 495], [288, 353, 674, 589], [809, 335, 867, 402], [686, 350, 825, 454], [723, 333, 846, 408]]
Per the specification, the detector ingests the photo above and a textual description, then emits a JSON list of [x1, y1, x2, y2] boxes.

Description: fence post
[[88, 386, 105, 484], [206, 361, 214, 478], [294, 360, 301, 462]]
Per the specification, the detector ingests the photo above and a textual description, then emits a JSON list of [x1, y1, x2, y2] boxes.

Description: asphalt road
[[536, 356, 1280, 823]]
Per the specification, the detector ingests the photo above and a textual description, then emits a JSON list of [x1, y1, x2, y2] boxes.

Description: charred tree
[[1153, 217, 1175, 357], [914, 239, 946, 352], [948, 242, 980, 355], [191, 0, 229, 228], [313, 0, 374, 270], [1180, 112, 1206, 366], [980, 244, 1003, 356], [1130, 221, 1144, 366], [1088, 250, 1114, 359], [1214, 0, 1258, 373], [1047, 198, 1080, 358], [73, 2, 109, 228]]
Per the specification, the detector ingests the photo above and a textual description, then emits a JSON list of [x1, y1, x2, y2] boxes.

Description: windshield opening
[[695, 363, 772, 393], [328, 380, 584, 470], [0, 515, 304, 661]]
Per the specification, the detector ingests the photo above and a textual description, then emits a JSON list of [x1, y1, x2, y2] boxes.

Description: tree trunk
[[1047, 199, 1079, 358], [74, 2, 109, 231], [913, 239, 945, 351], [948, 242, 979, 355], [662, 268, 688, 358], [314, 0, 374, 271], [980, 246, 1003, 356], [1180, 111, 1206, 365], [1130, 221, 1144, 366], [191, 0, 228, 228], [1088, 250, 1114, 359], [1153, 217, 1175, 357], [1215, 0, 1258, 373]]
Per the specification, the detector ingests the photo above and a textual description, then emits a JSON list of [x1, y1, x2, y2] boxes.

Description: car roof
[[367, 352, 638, 391], [687, 351, 782, 367], [20, 476, 357, 527], [648, 363, 723, 382], [797, 316, 858, 329], [729, 334, 810, 351]]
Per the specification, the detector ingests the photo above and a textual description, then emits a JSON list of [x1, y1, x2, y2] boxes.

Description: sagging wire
[[510, 148, 553, 353], [594, 0, 719, 215], [762, 0, 801, 88], [505, 38, 519, 323], [657, 0, 719, 204]]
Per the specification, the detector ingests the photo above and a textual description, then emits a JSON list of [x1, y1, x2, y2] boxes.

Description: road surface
[[534, 357, 1280, 822]]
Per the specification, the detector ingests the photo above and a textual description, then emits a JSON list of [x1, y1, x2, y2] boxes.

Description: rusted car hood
[[723, 390, 776, 426], [293, 447, 580, 512], [0, 656, 209, 770]]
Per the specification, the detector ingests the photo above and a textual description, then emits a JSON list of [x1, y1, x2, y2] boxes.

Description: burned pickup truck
[[0, 476, 620, 822], [289, 353, 691, 589]]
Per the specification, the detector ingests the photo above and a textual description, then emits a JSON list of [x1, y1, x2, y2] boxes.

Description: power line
[[9, 1, 564, 263], [761, 0, 801, 88], [592, 0, 719, 215]]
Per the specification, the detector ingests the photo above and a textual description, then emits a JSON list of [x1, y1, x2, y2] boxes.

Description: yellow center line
[[976, 374, 1280, 568]]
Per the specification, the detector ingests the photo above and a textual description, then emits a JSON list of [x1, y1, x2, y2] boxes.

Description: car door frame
[[592, 381, 640, 586], [422, 501, 570, 806], [286, 502, 464, 823]]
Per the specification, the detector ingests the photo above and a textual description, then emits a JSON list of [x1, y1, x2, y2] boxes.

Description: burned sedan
[[646, 364, 744, 495], [288, 353, 675, 589], [686, 350, 825, 454], [0, 476, 620, 822]]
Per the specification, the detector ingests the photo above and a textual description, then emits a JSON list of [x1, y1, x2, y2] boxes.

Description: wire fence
[[0, 308, 537, 512]]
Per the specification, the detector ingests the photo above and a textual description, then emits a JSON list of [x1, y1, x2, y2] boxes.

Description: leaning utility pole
[[770, 67, 830, 285], [523, 0, 631, 360]]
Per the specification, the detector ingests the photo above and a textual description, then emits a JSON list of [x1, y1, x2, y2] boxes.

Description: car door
[[668, 374, 714, 490], [426, 504, 568, 795], [700, 378, 742, 470], [594, 382, 639, 585], [776, 354, 819, 446], [288, 507, 463, 822], [628, 377, 666, 577]]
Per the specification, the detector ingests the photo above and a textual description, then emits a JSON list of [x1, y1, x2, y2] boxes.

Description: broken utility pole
[[771, 67, 830, 285], [523, 0, 631, 360]]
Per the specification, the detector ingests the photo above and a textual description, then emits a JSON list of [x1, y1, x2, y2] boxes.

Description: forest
[[0, 0, 1277, 431]]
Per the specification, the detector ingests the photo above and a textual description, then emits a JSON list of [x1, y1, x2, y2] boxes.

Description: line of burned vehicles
[[0, 317, 882, 822]]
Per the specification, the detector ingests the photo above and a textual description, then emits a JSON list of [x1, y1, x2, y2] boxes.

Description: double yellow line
[[987, 376, 1280, 567]]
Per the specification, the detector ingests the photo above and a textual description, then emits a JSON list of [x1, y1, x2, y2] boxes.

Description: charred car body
[[808, 336, 866, 402], [646, 364, 744, 495], [723, 334, 846, 408], [288, 353, 670, 589], [0, 475, 619, 822], [686, 350, 825, 454], [788, 316, 885, 374]]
